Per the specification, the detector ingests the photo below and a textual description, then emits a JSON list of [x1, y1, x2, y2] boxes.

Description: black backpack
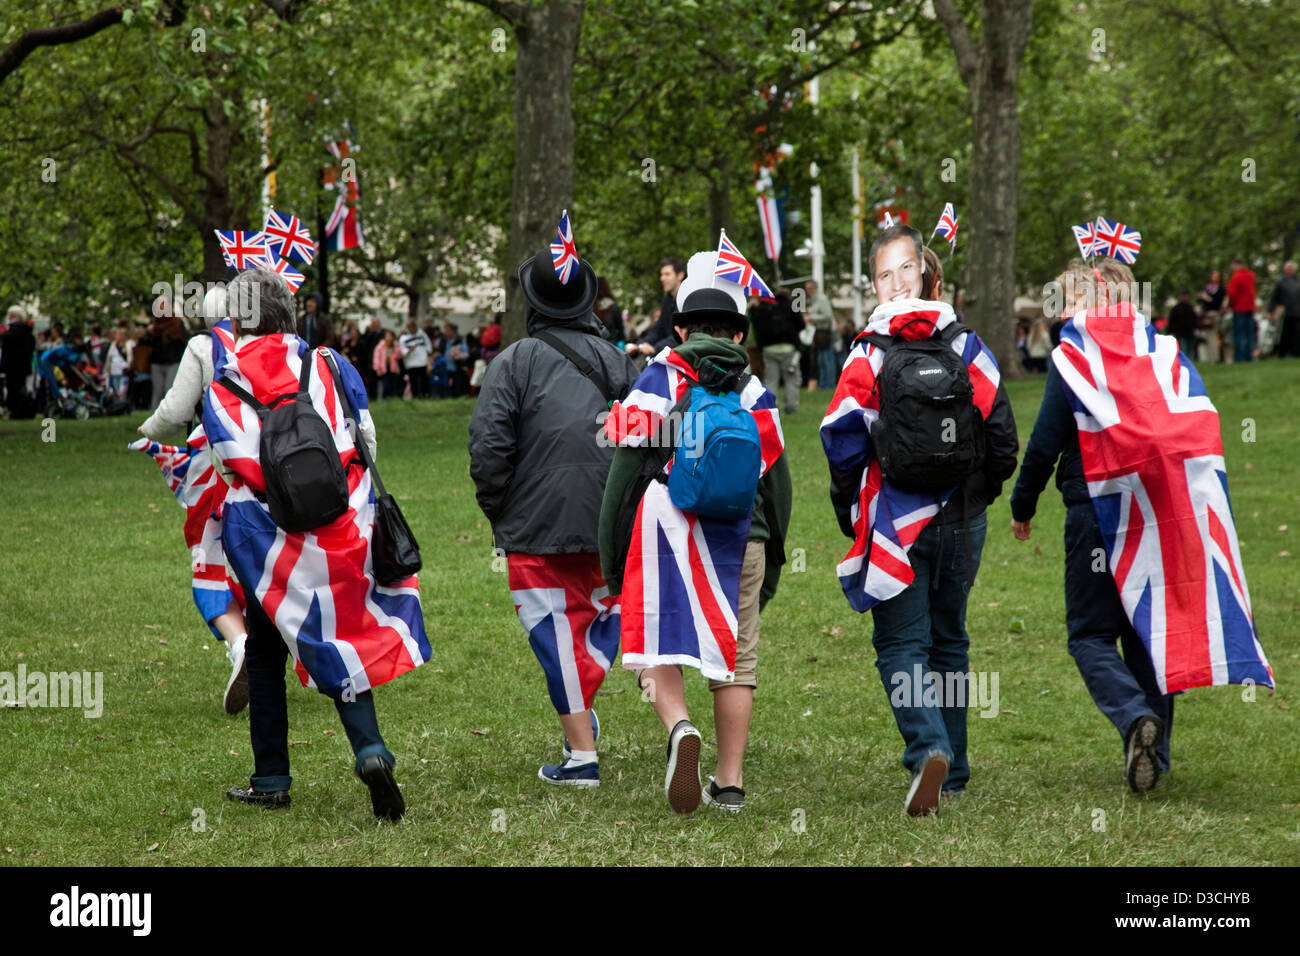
[[866, 320, 985, 494], [216, 353, 351, 533]]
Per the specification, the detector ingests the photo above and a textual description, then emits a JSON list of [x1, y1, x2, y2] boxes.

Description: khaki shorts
[[709, 539, 766, 691]]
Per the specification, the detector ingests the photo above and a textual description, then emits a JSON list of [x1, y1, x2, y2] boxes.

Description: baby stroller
[[43, 354, 130, 419]]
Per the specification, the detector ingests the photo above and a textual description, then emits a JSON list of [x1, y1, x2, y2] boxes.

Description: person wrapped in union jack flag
[[469, 243, 638, 789], [820, 223, 1019, 817], [135, 286, 250, 716], [203, 268, 431, 821], [1009, 258, 1272, 795], [598, 249, 793, 815]]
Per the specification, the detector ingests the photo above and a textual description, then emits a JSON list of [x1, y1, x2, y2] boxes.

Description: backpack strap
[[322, 350, 387, 497], [533, 330, 617, 407], [214, 376, 267, 416]]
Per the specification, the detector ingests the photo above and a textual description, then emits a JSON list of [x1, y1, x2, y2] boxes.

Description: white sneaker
[[223, 635, 248, 715]]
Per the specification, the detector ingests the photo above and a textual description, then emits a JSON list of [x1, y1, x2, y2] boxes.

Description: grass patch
[[0, 361, 1296, 865]]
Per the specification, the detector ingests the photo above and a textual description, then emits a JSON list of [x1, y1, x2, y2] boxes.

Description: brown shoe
[[665, 720, 702, 815], [905, 752, 949, 817]]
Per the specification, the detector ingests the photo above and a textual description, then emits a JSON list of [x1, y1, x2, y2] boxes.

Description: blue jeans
[[817, 347, 838, 388], [1232, 311, 1256, 362], [245, 596, 394, 792], [870, 512, 987, 791], [1064, 504, 1174, 771]]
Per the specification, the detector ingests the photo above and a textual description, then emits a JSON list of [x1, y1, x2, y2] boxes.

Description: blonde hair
[[1053, 256, 1138, 315]]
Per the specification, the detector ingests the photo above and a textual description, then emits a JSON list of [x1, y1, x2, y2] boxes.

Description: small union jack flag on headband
[[1093, 216, 1142, 264], [882, 210, 896, 229], [931, 203, 958, 251], [550, 210, 579, 285], [263, 209, 315, 265], [715, 231, 774, 299], [267, 257, 305, 294], [1071, 221, 1099, 260], [215, 231, 274, 270]]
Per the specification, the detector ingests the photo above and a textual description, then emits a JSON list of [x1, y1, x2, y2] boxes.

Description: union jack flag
[[266, 257, 305, 294], [1093, 216, 1142, 264], [931, 202, 958, 251], [820, 301, 1001, 612], [603, 348, 785, 679], [550, 210, 579, 285], [509, 552, 620, 714], [1071, 221, 1099, 260], [201, 334, 430, 697], [127, 324, 244, 633], [263, 209, 315, 265], [1054, 303, 1272, 694], [714, 231, 774, 299], [215, 230, 274, 270]]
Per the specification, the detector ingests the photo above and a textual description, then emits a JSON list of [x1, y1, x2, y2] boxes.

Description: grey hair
[[868, 224, 925, 284], [228, 269, 295, 334]]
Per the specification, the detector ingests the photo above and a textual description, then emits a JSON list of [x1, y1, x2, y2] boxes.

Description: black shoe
[[1125, 714, 1164, 794], [358, 754, 405, 821], [226, 785, 290, 809]]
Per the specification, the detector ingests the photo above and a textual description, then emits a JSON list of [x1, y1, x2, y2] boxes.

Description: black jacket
[[638, 292, 679, 351], [828, 377, 1020, 537], [468, 309, 639, 554], [1009, 361, 1089, 521], [1, 322, 35, 376]]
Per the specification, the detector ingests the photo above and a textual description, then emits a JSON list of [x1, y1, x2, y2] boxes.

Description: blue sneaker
[[561, 709, 600, 761], [538, 759, 600, 788]]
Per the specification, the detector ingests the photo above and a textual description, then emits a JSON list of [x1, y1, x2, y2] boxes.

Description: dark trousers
[[1280, 315, 1300, 358], [1232, 311, 1256, 362], [870, 512, 988, 791], [1064, 503, 1174, 771], [244, 596, 393, 792], [405, 366, 429, 398]]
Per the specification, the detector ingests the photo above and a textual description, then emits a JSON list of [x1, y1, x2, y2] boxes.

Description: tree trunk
[[966, 72, 1023, 377], [503, 0, 584, 345], [935, 0, 1033, 379], [707, 157, 731, 241], [202, 98, 238, 284]]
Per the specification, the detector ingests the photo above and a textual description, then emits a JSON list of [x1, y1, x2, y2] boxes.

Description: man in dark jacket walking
[[1, 306, 36, 418], [469, 244, 638, 789]]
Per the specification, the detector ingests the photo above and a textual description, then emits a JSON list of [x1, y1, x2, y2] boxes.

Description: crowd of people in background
[[5, 252, 1299, 419], [1013, 258, 1300, 374]]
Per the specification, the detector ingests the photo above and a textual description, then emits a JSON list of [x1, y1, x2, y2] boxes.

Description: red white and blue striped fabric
[[604, 348, 784, 680], [201, 334, 430, 698], [820, 300, 1000, 613], [1054, 303, 1272, 694], [508, 552, 620, 715], [128, 323, 243, 633]]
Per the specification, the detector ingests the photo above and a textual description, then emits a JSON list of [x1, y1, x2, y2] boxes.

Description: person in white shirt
[[398, 320, 432, 399]]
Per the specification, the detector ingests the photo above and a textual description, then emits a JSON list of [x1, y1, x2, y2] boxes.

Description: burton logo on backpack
[[867, 321, 985, 494], [216, 350, 351, 533], [666, 364, 762, 520]]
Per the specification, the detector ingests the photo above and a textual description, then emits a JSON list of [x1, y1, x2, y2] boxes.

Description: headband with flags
[[714, 230, 774, 299], [550, 210, 579, 285]]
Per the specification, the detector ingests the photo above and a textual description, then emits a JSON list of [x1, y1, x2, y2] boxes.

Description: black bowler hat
[[518, 247, 598, 320]]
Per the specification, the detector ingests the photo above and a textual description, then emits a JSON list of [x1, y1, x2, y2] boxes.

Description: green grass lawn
[[0, 360, 1296, 866]]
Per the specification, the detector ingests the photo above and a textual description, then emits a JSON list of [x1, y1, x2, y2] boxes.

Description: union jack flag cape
[[820, 300, 1001, 612], [201, 334, 430, 698], [1054, 303, 1272, 694], [603, 347, 785, 680], [127, 322, 243, 634]]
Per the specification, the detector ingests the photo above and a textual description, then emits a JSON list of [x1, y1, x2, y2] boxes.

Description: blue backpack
[[666, 366, 762, 521]]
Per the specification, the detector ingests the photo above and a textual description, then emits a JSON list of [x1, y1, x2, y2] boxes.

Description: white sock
[[567, 749, 597, 766]]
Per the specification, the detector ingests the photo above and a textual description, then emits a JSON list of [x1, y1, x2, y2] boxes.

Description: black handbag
[[323, 352, 423, 585]]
